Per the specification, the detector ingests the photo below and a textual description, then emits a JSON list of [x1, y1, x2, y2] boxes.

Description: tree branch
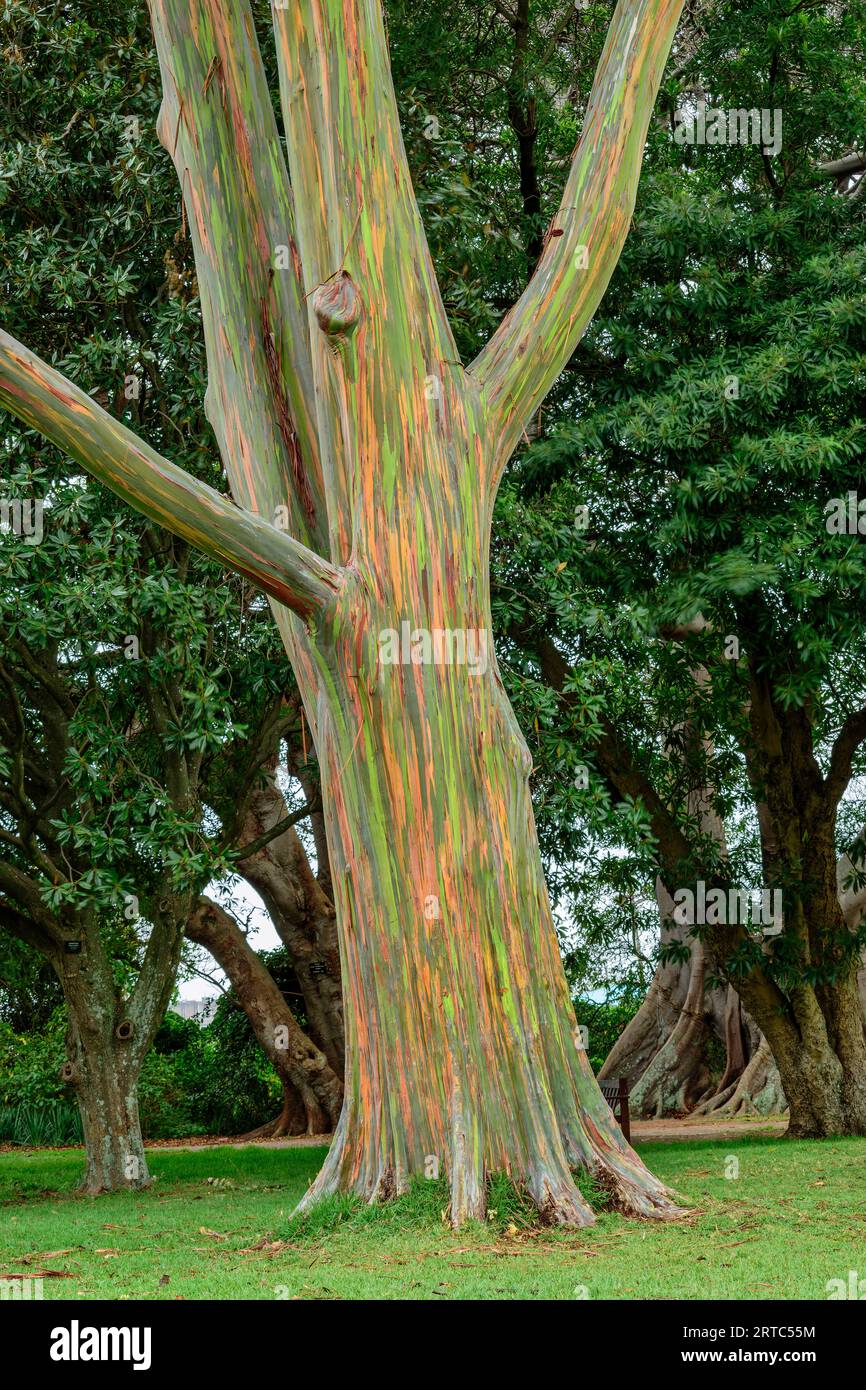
[[231, 798, 319, 864], [528, 629, 696, 880], [147, 0, 326, 551], [186, 894, 342, 1124], [0, 861, 64, 944], [470, 0, 684, 476], [505, 0, 544, 270], [819, 152, 866, 176], [0, 331, 343, 622], [0, 902, 61, 959], [823, 705, 866, 813]]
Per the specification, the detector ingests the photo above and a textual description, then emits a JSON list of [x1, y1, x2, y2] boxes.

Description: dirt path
[[631, 1115, 787, 1143], [143, 1133, 334, 1152], [142, 1114, 788, 1154]]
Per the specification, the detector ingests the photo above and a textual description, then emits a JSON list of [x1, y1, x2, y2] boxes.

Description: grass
[[0, 1101, 83, 1147], [1, 1135, 864, 1299]]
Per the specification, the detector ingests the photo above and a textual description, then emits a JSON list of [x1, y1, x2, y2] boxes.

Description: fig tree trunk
[[605, 819, 866, 1128], [600, 885, 742, 1116], [601, 661, 748, 1116], [236, 766, 344, 1074], [63, 1015, 149, 1195], [186, 895, 342, 1134], [0, 0, 686, 1225], [56, 910, 185, 1194]]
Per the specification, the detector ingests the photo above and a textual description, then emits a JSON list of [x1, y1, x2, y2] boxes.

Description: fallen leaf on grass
[[198, 1227, 228, 1240]]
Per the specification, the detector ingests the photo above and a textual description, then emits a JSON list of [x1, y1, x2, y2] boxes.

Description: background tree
[[491, 0, 866, 1135]]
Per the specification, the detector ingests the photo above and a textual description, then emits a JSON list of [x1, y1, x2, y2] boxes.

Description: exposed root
[[577, 1117, 686, 1219], [78, 1171, 152, 1197], [526, 1169, 596, 1228], [237, 1113, 302, 1142], [704, 1039, 787, 1119], [292, 1142, 688, 1233], [589, 1156, 685, 1220], [367, 1165, 409, 1204]]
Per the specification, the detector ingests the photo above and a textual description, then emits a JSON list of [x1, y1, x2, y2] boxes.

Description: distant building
[[170, 998, 217, 1025]]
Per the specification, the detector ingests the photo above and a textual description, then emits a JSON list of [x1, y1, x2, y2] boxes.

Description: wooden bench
[[599, 1077, 631, 1142]]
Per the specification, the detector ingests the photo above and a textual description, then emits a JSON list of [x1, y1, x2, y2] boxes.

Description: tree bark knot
[[312, 271, 362, 344]]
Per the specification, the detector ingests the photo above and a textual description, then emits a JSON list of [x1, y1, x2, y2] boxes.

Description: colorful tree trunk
[[0, 0, 686, 1224]]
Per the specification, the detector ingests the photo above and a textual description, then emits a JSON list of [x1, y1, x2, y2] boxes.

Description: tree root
[[694, 1038, 787, 1119]]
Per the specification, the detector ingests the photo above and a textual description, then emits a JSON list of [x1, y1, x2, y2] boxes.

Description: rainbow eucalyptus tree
[[0, 0, 685, 1225]]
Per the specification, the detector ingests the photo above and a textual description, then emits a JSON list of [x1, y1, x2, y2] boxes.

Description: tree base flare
[[294, 1155, 683, 1231], [294, 1082, 686, 1231], [77, 1154, 151, 1197]]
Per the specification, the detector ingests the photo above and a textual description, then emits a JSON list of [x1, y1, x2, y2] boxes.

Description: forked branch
[[147, 0, 326, 550]]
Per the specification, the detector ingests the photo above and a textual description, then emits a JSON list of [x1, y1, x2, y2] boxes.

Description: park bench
[[599, 1077, 631, 1142]]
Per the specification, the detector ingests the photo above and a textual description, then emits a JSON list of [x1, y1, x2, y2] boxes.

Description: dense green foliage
[[140, 952, 310, 1138], [0, 991, 283, 1140], [0, 0, 290, 926]]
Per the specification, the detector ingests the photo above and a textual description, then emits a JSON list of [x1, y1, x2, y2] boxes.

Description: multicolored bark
[[0, 0, 686, 1225], [0, 332, 339, 621]]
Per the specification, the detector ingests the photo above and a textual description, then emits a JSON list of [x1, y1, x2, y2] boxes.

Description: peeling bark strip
[[259, 291, 316, 524], [0, 0, 686, 1225]]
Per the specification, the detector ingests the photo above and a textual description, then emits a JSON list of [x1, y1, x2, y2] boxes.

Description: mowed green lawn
[[1, 1136, 864, 1300]]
